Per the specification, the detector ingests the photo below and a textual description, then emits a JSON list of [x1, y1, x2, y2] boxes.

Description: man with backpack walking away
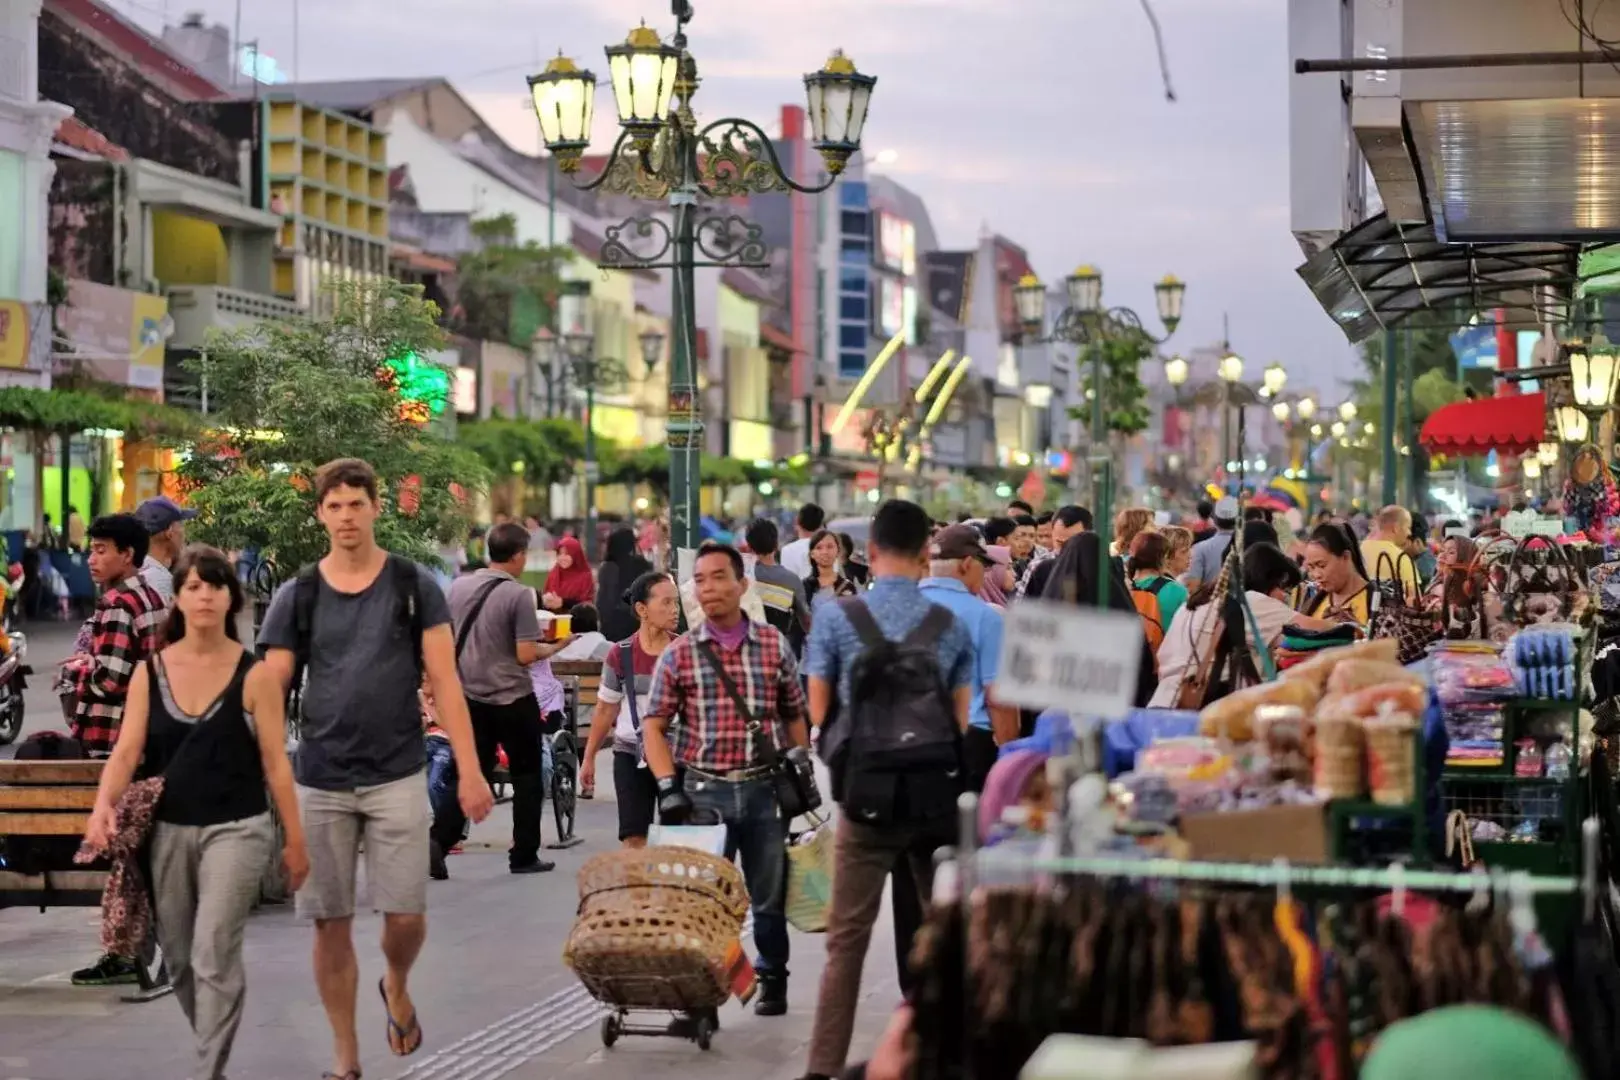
[[439, 520, 571, 877], [258, 458, 492, 1080], [801, 499, 975, 1080]]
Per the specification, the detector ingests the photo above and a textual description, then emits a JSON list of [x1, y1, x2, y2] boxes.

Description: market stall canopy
[[1296, 214, 1585, 345], [1418, 390, 1545, 458]]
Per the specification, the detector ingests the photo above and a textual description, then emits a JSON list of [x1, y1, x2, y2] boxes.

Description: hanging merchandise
[[1500, 536, 1581, 627], [1562, 443, 1619, 540], [1367, 550, 1441, 664]]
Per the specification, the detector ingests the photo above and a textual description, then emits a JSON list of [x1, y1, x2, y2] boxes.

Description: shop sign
[[454, 366, 477, 415], [995, 601, 1143, 718], [58, 281, 168, 389], [0, 301, 40, 370]]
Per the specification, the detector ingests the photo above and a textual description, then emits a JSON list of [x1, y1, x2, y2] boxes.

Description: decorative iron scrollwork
[[1053, 305, 1153, 345], [600, 216, 676, 268], [697, 121, 790, 197], [694, 214, 767, 265]]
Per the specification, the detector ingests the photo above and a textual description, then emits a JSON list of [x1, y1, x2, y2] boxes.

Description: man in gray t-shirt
[[258, 457, 489, 1077], [744, 518, 811, 655], [438, 521, 572, 874]]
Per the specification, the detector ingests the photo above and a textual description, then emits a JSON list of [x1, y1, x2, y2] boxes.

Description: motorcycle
[[0, 569, 30, 745], [0, 634, 30, 746]]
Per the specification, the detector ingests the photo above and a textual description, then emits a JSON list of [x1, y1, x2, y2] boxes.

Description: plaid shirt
[[70, 574, 167, 755], [645, 619, 806, 772], [1014, 546, 1054, 599]]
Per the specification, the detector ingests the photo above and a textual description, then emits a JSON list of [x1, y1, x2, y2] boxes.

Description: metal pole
[[1236, 405, 1247, 493], [1402, 324, 1416, 505], [584, 370, 598, 562], [1381, 328, 1398, 506], [668, 190, 702, 555], [1296, 49, 1620, 75], [1303, 430, 1315, 521], [1089, 339, 1111, 609]]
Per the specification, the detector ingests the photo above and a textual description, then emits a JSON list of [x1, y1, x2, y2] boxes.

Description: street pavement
[[0, 623, 902, 1080]]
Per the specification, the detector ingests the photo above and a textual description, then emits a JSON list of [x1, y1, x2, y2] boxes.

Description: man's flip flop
[[378, 978, 424, 1056]]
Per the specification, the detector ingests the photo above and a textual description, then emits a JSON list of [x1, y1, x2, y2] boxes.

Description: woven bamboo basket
[[565, 847, 750, 1011]]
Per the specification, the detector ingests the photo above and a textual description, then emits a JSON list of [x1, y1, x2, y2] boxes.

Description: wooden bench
[[0, 759, 104, 910], [553, 659, 605, 720], [0, 759, 174, 1001]]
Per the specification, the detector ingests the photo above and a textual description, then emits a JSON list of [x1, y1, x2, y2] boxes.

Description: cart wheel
[[601, 1014, 619, 1048], [695, 1014, 715, 1051]]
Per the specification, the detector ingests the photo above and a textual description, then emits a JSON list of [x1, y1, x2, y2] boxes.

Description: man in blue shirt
[[803, 499, 973, 1080], [920, 524, 1020, 792]]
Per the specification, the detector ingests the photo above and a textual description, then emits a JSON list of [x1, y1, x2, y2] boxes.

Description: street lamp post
[[531, 2, 874, 555], [1015, 268, 1185, 606], [558, 280, 601, 559]]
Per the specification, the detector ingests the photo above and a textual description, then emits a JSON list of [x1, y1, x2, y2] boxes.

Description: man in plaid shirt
[[643, 540, 809, 1019], [65, 513, 169, 987], [64, 514, 168, 755]]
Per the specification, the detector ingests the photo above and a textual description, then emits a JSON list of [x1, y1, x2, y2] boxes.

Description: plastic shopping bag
[[785, 818, 835, 933]]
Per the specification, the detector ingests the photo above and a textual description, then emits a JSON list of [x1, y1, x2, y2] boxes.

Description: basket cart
[[564, 845, 751, 1051]]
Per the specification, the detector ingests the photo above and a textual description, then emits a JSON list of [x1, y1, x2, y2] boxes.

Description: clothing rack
[[950, 791, 1589, 899]]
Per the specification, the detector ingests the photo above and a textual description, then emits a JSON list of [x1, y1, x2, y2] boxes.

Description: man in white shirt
[[778, 502, 824, 581], [134, 496, 196, 604]]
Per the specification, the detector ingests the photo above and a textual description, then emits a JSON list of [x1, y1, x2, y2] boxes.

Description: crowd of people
[[34, 463, 1504, 1080]]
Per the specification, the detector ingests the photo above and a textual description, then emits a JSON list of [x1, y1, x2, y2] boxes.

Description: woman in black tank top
[[85, 545, 307, 1080]]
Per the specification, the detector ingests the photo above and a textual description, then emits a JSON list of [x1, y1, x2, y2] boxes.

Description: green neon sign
[[387, 351, 451, 416]]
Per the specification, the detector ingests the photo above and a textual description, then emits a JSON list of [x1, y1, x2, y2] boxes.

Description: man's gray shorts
[[296, 772, 430, 920]]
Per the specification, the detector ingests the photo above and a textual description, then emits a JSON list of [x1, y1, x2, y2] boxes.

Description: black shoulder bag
[[696, 640, 822, 819]]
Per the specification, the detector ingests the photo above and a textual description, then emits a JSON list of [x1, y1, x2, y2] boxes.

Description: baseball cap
[[932, 524, 992, 563], [135, 496, 198, 535], [1214, 496, 1240, 522]]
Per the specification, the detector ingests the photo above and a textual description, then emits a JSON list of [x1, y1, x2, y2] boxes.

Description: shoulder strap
[[290, 563, 321, 689], [840, 597, 886, 650], [389, 555, 424, 674], [1143, 576, 1170, 596], [903, 603, 954, 649], [620, 640, 643, 733], [453, 576, 507, 661], [694, 640, 780, 768]]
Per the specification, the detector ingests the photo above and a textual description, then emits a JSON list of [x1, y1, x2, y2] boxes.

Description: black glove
[[656, 775, 693, 824]]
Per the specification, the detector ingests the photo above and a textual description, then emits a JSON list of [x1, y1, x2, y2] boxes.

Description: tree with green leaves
[[452, 214, 568, 349], [179, 280, 488, 575], [1067, 336, 1153, 438]]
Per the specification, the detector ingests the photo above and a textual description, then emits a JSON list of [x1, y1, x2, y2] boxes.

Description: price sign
[[994, 600, 1143, 719]]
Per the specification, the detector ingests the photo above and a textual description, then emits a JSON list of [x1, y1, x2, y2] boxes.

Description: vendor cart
[[563, 840, 750, 1052]]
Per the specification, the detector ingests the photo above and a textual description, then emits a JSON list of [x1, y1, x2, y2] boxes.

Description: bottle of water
[[1545, 740, 1572, 781]]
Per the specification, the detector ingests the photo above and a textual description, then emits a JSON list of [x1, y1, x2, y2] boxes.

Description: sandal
[[378, 977, 424, 1056], [320, 1072, 361, 1080]]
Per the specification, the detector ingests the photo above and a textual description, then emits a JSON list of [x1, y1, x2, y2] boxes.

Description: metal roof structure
[[1296, 212, 1587, 344]]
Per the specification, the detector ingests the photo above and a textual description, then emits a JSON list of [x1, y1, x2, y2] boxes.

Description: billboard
[[877, 213, 915, 276]]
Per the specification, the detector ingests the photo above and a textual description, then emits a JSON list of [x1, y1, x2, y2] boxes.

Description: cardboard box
[[1178, 803, 1329, 865]]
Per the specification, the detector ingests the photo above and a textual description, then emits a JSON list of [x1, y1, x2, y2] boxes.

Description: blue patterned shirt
[[804, 576, 975, 713]]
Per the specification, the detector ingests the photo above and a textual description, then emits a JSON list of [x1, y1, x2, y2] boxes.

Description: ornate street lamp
[[532, 3, 875, 551], [1155, 275, 1186, 334], [1163, 354, 1189, 389], [558, 280, 594, 359], [1261, 363, 1287, 399], [1556, 404, 1590, 443], [1066, 265, 1103, 315], [555, 280, 603, 558], [1523, 456, 1542, 480], [1016, 261, 1184, 606], [1538, 441, 1560, 468], [1330, 420, 1347, 439], [1338, 400, 1358, 422], [1363, 420, 1376, 437], [1271, 400, 1291, 423], [1296, 396, 1317, 421], [1217, 351, 1244, 384], [1570, 340, 1620, 410], [605, 23, 682, 150], [528, 55, 596, 173], [639, 328, 665, 374]]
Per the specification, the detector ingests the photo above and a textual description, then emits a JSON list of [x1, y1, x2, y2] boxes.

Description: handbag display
[[1500, 535, 1578, 627], [696, 641, 823, 820], [1368, 550, 1441, 665]]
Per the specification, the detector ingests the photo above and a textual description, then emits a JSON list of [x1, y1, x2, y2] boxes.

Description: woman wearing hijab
[[595, 526, 653, 641], [541, 535, 595, 613], [1040, 532, 1158, 707], [1425, 533, 1489, 638]]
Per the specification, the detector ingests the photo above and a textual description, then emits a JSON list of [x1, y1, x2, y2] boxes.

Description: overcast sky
[[124, 0, 1358, 397]]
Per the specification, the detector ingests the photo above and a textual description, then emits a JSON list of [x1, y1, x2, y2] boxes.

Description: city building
[[0, 0, 72, 385]]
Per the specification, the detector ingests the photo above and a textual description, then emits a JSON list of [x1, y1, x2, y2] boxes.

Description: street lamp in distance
[[1218, 351, 1244, 384], [1338, 400, 1358, 422], [638, 327, 665, 376], [1163, 354, 1190, 391], [1262, 363, 1287, 399], [1271, 400, 1291, 423]]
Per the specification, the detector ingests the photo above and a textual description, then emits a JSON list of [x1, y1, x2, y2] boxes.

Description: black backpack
[[1, 732, 89, 876], [280, 555, 425, 723], [825, 598, 962, 826]]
